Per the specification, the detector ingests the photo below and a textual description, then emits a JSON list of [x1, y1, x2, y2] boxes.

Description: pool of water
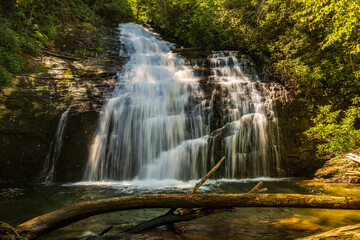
[[1, 179, 360, 239]]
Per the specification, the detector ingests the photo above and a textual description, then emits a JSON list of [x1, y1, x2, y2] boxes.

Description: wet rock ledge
[[0, 24, 126, 184]]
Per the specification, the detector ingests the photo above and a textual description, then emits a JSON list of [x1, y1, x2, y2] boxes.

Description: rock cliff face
[[179, 50, 319, 178], [276, 101, 320, 178], [0, 29, 319, 184], [0, 25, 125, 184]]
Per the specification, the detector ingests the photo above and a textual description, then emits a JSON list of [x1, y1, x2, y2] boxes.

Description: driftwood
[[346, 153, 360, 164], [189, 156, 226, 195], [345, 154, 360, 177], [298, 223, 360, 240], [345, 170, 360, 176], [124, 207, 235, 234], [102, 156, 258, 238], [248, 181, 267, 194], [9, 193, 360, 239]]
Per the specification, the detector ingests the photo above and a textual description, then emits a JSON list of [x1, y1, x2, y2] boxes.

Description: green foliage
[[0, 25, 26, 86], [0, 66, 14, 87], [296, 0, 360, 55], [306, 98, 360, 156], [0, 0, 134, 88], [98, 0, 134, 23], [129, 0, 359, 103]]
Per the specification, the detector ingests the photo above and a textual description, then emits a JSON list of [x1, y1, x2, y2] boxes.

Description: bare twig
[[249, 181, 267, 194], [346, 154, 360, 164], [189, 156, 226, 194]]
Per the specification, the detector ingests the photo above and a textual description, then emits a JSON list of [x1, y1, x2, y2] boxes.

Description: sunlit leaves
[[296, 0, 360, 54], [306, 102, 360, 156]]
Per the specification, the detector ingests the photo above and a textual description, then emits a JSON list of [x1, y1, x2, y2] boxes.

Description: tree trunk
[[13, 193, 360, 239]]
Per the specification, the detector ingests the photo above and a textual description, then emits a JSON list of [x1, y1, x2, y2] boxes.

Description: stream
[[1, 180, 360, 239]]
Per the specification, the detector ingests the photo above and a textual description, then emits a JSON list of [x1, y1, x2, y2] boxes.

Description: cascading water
[[85, 23, 288, 182], [206, 52, 285, 178], [85, 23, 207, 181], [40, 107, 70, 183]]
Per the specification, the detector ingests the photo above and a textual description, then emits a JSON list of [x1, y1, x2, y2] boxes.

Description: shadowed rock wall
[[0, 25, 125, 184]]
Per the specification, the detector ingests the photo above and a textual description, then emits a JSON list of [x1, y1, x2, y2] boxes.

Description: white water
[[84, 23, 288, 182], [40, 107, 70, 183], [85, 23, 206, 181], [66, 178, 290, 193], [207, 51, 285, 178]]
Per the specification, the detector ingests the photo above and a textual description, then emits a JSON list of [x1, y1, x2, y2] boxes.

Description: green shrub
[[0, 26, 21, 52], [306, 98, 360, 156], [0, 26, 25, 87], [98, 0, 133, 23], [0, 66, 13, 87]]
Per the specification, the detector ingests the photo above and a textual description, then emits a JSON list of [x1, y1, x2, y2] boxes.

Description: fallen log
[[298, 223, 360, 240], [143, 179, 263, 236], [110, 179, 264, 237], [12, 193, 360, 239], [345, 171, 360, 176], [346, 153, 360, 164], [166, 223, 187, 237]]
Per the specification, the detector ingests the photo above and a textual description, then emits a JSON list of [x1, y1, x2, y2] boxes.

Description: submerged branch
[[124, 208, 234, 234]]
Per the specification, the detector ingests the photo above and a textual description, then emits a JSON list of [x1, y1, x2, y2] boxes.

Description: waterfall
[[206, 52, 284, 178], [85, 23, 207, 181], [85, 23, 287, 181], [40, 107, 70, 183]]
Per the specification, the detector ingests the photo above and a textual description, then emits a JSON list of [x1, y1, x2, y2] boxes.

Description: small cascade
[[85, 23, 288, 182], [40, 107, 70, 183], [207, 51, 285, 178]]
